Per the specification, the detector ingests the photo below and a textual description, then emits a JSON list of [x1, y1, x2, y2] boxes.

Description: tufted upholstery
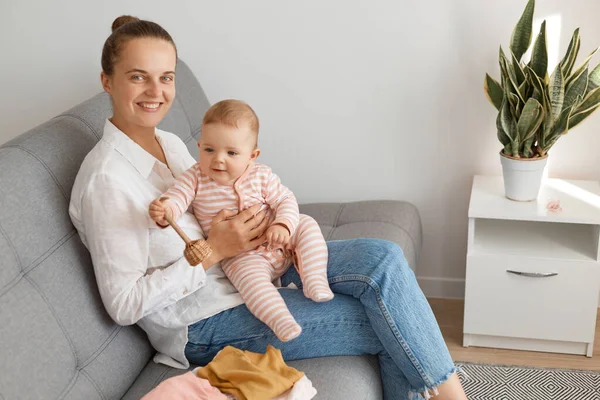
[[0, 59, 210, 400], [0, 59, 422, 400]]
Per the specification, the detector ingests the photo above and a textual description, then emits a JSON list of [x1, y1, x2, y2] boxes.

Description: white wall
[[2, 0, 600, 297]]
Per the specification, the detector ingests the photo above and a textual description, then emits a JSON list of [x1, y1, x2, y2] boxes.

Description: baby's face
[[198, 122, 259, 186]]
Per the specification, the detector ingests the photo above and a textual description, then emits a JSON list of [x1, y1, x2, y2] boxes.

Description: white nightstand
[[463, 175, 600, 357]]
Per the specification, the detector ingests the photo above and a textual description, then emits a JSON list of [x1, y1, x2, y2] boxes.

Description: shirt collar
[[102, 119, 164, 178]]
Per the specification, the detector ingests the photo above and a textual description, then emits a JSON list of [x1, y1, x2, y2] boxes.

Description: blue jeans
[[185, 239, 457, 399]]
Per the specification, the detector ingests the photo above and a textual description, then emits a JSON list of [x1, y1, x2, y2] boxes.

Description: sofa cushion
[[122, 355, 382, 400], [121, 200, 420, 399]]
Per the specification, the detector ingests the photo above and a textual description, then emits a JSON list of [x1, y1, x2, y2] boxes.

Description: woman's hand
[[204, 204, 268, 266]]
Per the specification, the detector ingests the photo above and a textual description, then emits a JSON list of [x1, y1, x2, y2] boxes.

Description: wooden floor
[[429, 298, 600, 371]]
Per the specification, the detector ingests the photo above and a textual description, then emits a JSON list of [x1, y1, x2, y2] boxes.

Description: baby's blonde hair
[[202, 99, 260, 137]]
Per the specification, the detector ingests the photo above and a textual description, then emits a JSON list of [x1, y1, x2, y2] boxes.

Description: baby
[[149, 99, 334, 341]]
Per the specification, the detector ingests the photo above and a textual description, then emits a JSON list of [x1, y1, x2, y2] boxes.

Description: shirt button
[[183, 290, 188, 295]]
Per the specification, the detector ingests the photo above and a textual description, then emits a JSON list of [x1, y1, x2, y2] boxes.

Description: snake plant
[[484, 0, 600, 158]]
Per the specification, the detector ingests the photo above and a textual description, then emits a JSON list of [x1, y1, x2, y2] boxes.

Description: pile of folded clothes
[[142, 345, 317, 400]]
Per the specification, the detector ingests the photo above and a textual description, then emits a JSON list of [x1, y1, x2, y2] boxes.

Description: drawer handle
[[506, 270, 558, 278]]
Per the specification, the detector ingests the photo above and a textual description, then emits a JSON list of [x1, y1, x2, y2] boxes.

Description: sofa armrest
[[299, 200, 422, 272]]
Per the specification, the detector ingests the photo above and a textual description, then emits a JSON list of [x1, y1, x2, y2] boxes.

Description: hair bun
[[111, 15, 140, 32]]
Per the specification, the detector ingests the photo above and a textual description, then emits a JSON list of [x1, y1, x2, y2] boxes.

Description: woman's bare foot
[[426, 372, 467, 400]]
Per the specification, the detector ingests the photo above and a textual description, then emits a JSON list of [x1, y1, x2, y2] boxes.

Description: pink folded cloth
[[141, 371, 228, 400]]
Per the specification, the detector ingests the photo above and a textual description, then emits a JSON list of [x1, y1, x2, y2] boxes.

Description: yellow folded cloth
[[196, 345, 304, 400]]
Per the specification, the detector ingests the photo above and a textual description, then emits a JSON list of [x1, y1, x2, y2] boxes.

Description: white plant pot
[[500, 152, 548, 201]]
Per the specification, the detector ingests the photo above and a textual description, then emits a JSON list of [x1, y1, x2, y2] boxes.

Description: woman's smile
[[137, 102, 162, 112]]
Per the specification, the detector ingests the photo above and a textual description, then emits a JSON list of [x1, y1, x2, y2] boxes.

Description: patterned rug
[[455, 361, 600, 400]]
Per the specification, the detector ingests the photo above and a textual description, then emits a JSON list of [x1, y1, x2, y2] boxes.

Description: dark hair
[[101, 15, 177, 76]]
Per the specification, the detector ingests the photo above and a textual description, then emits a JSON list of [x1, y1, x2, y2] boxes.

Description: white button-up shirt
[[69, 120, 244, 369]]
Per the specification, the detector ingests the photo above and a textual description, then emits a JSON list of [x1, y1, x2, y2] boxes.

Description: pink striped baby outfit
[[161, 162, 333, 341]]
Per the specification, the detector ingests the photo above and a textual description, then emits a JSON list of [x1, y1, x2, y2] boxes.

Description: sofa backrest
[[0, 59, 210, 400]]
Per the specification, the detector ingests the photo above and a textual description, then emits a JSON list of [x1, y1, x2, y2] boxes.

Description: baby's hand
[[266, 224, 290, 250], [149, 199, 168, 226]]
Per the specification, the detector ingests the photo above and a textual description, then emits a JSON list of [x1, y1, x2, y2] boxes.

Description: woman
[[69, 15, 468, 400]]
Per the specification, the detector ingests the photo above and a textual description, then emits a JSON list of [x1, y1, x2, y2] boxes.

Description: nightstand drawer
[[464, 254, 600, 343]]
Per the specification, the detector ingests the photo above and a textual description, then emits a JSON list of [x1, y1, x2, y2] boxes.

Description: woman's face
[[101, 38, 176, 132]]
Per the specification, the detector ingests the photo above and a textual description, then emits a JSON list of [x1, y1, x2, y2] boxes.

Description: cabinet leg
[[463, 334, 471, 348], [586, 342, 593, 357]]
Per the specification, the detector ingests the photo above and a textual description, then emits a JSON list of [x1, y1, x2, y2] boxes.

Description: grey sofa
[[0, 59, 423, 400]]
